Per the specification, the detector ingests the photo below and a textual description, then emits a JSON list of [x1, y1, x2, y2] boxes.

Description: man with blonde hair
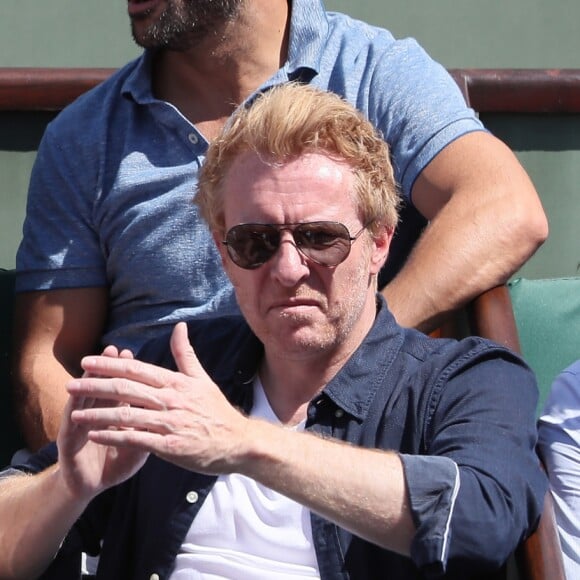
[[14, 0, 548, 453], [1, 84, 545, 580], [198, 83, 400, 237]]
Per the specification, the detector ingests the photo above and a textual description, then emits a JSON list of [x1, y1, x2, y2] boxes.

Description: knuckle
[[163, 434, 186, 455], [160, 390, 180, 410], [113, 378, 132, 398], [118, 405, 133, 423]]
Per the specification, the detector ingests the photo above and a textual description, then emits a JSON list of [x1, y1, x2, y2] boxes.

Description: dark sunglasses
[[222, 221, 368, 270]]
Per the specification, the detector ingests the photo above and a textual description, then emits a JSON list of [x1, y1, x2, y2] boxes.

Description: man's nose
[[269, 234, 310, 286]]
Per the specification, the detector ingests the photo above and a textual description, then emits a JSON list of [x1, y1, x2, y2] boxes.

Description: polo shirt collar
[[121, 51, 156, 104], [284, 0, 328, 78]]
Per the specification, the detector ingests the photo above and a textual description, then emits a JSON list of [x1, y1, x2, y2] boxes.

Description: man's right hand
[[0, 343, 149, 578], [57, 345, 149, 500]]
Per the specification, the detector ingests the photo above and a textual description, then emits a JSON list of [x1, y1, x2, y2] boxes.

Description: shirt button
[[186, 491, 199, 504], [188, 132, 199, 144], [334, 409, 344, 419], [150, 574, 160, 580]]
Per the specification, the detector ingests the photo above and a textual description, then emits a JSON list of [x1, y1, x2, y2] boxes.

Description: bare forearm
[[14, 355, 73, 450], [386, 131, 548, 333], [384, 179, 547, 333], [238, 420, 415, 554], [0, 467, 89, 579], [13, 287, 109, 450]]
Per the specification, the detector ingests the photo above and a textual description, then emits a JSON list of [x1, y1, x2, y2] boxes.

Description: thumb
[[170, 322, 204, 377]]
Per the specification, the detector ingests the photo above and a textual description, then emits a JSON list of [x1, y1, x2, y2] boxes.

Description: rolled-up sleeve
[[401, 454, 460, 576], [401, 349, 547, 577]]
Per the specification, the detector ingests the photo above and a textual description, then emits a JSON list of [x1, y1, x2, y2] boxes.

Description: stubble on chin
[[131, 0, 243, 52]]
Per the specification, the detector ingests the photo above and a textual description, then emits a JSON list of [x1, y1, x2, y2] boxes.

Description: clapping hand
[[58, 345, 149, 501], [67, 322, 249, 476]]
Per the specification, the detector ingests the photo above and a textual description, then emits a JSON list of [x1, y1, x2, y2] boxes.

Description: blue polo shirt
[[16, 0, 484, 353], [14, 297, 545, 580]]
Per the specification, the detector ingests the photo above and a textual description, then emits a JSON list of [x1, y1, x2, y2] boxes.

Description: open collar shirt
[[13, 297, 546, 580]]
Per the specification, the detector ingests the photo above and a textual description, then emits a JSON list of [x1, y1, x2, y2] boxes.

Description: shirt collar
[[284, 0, 328, 79], [120, 51, 156, 104], [321, 296, 405, 421], [232, 295, 405, 422]]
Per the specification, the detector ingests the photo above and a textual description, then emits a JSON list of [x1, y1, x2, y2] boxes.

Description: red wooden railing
[[0, 68, 580, 113]]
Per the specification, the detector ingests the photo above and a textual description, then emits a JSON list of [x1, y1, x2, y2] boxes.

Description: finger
[[80, 354, 173, 390], [82, 344, 121, 379], [100, 345, 134, 359], [83, 345, 134, 388], [66, 391, 101, 412], [170, 322, 205, 378], [59, 395, 93, 446], [66, 394, 87, 412], [68, 376, 168, 410], [101, 344, 120, 357], [71, 405, 170, 435], [86, 427, 163, 452]]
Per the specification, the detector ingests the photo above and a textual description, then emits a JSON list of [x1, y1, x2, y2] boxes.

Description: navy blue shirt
[[17, 297, 545, 579]]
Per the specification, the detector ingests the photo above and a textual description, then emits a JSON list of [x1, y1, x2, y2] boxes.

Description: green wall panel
[[327, 0, 580, 68], [483, 114, 580, 279], [0, 152, 35, 266], [0, 112, 55, 267], [3, 1, 580, 68], [1, 0, 139, 67]]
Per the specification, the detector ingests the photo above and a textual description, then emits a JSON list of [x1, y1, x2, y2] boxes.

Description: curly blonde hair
[[195, 83, 400, 235]]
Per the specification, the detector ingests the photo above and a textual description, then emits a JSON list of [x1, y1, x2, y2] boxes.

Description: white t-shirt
[[169, 377, 319, 579]]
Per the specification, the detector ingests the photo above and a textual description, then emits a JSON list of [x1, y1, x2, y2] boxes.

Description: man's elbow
[[507, 189, 549, 263], [523, 201, 549, 250]]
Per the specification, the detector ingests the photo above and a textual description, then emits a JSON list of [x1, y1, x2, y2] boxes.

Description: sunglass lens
[[226, 225, 279, 269], [295, 222, 351, 266]]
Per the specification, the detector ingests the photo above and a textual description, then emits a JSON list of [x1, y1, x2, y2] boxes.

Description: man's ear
[[369, 225, 394, 276]]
